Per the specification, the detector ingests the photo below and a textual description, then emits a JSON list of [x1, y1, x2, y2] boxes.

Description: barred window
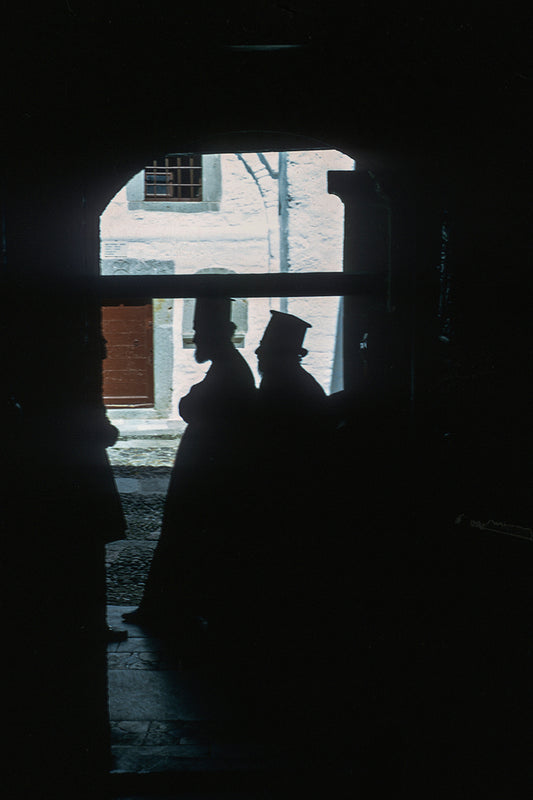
[[144, 154, 202, 201]]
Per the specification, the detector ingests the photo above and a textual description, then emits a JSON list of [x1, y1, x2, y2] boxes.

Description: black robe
[[252, 363, 332, 623], [134, 345, 257, 630]]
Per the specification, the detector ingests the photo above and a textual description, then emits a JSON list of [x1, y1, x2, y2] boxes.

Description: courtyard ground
[[105, 420, 179, 604]]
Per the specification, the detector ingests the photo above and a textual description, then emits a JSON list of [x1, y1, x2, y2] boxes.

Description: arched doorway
[[100, 145, 355, 426], [98, 133, 392, 785]]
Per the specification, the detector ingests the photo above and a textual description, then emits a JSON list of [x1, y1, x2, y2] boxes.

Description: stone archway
[[99, 144, 354, 420]]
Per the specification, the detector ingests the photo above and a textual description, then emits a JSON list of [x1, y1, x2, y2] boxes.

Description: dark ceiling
[[1, 4, 530, 164]]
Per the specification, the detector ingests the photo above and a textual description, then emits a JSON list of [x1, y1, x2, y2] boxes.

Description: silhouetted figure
[[256, 310, 327, 408], [61, 329, 129, 642], [254, 311, 329, 530], [123, 298, 256, 636], [249, 312, 337, 722]]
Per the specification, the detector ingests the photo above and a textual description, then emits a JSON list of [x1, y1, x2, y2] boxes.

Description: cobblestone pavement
[[106, 438, 177, 605]]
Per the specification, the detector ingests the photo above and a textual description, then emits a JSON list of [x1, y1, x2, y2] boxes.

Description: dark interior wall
[[1, 5, 531, 797]]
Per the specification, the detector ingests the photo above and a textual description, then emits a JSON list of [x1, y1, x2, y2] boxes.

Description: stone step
[[115, 475, 170, 495], [109, 418, 185, 439]]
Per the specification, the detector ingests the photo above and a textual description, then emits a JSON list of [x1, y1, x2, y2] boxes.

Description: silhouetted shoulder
[[258, 363, 326, 410], [293, 364, 327, 400], [179, 348, 256, 424]]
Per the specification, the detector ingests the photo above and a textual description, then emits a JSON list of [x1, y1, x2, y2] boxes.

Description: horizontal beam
[[3, 271, 388, 300], [97, 272, 385, 300]]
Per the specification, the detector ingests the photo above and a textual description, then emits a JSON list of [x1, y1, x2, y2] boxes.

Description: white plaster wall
[[100, 154, 275, 272], [100, 149, 354, 413], [284, 150, 354, 392]]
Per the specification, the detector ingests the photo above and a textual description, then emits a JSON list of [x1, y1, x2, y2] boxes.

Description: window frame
[[144, 154, 203, 202], [126, 154, 222, 213]]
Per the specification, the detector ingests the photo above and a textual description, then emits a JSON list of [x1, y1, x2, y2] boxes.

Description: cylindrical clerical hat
[[257, 310, 312, 355], [193, 297, 234, 331]]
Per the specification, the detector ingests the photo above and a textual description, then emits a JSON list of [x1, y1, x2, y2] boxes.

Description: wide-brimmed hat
[[256, 310, 311, 356]]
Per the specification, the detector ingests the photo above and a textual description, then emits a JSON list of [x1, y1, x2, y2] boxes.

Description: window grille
[[144, 154, 202, 201]]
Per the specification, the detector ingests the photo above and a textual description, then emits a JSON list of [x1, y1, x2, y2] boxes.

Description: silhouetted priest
[[123, 297, 256, 634]]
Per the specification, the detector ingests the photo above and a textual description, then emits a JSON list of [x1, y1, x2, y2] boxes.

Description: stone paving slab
[[106, 606, 354, 790], [107, 634, 168, 655], [138, 477, 171, 494], [107, 605, 286, 780], [109, 668, 238, 722], [115, 477, 143, 494], [108, 650, 162, 671], [107, 605, 249, 724], [115, 476, 170, 494], [111, 747, 266, 775], [111, 719, 274, 750], [111, 720, 151, 746], [107, 416, 185, 438], [107, 605, 138, 628]]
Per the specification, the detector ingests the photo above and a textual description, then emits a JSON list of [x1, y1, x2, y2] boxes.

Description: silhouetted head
[[193, 297, 236, 363], [255, 310, 311, 374]]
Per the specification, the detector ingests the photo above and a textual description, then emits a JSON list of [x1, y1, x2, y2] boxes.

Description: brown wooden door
[[102, 300, 154, 407]]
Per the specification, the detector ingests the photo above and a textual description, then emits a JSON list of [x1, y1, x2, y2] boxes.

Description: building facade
[[100, 149, 354, 418]]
